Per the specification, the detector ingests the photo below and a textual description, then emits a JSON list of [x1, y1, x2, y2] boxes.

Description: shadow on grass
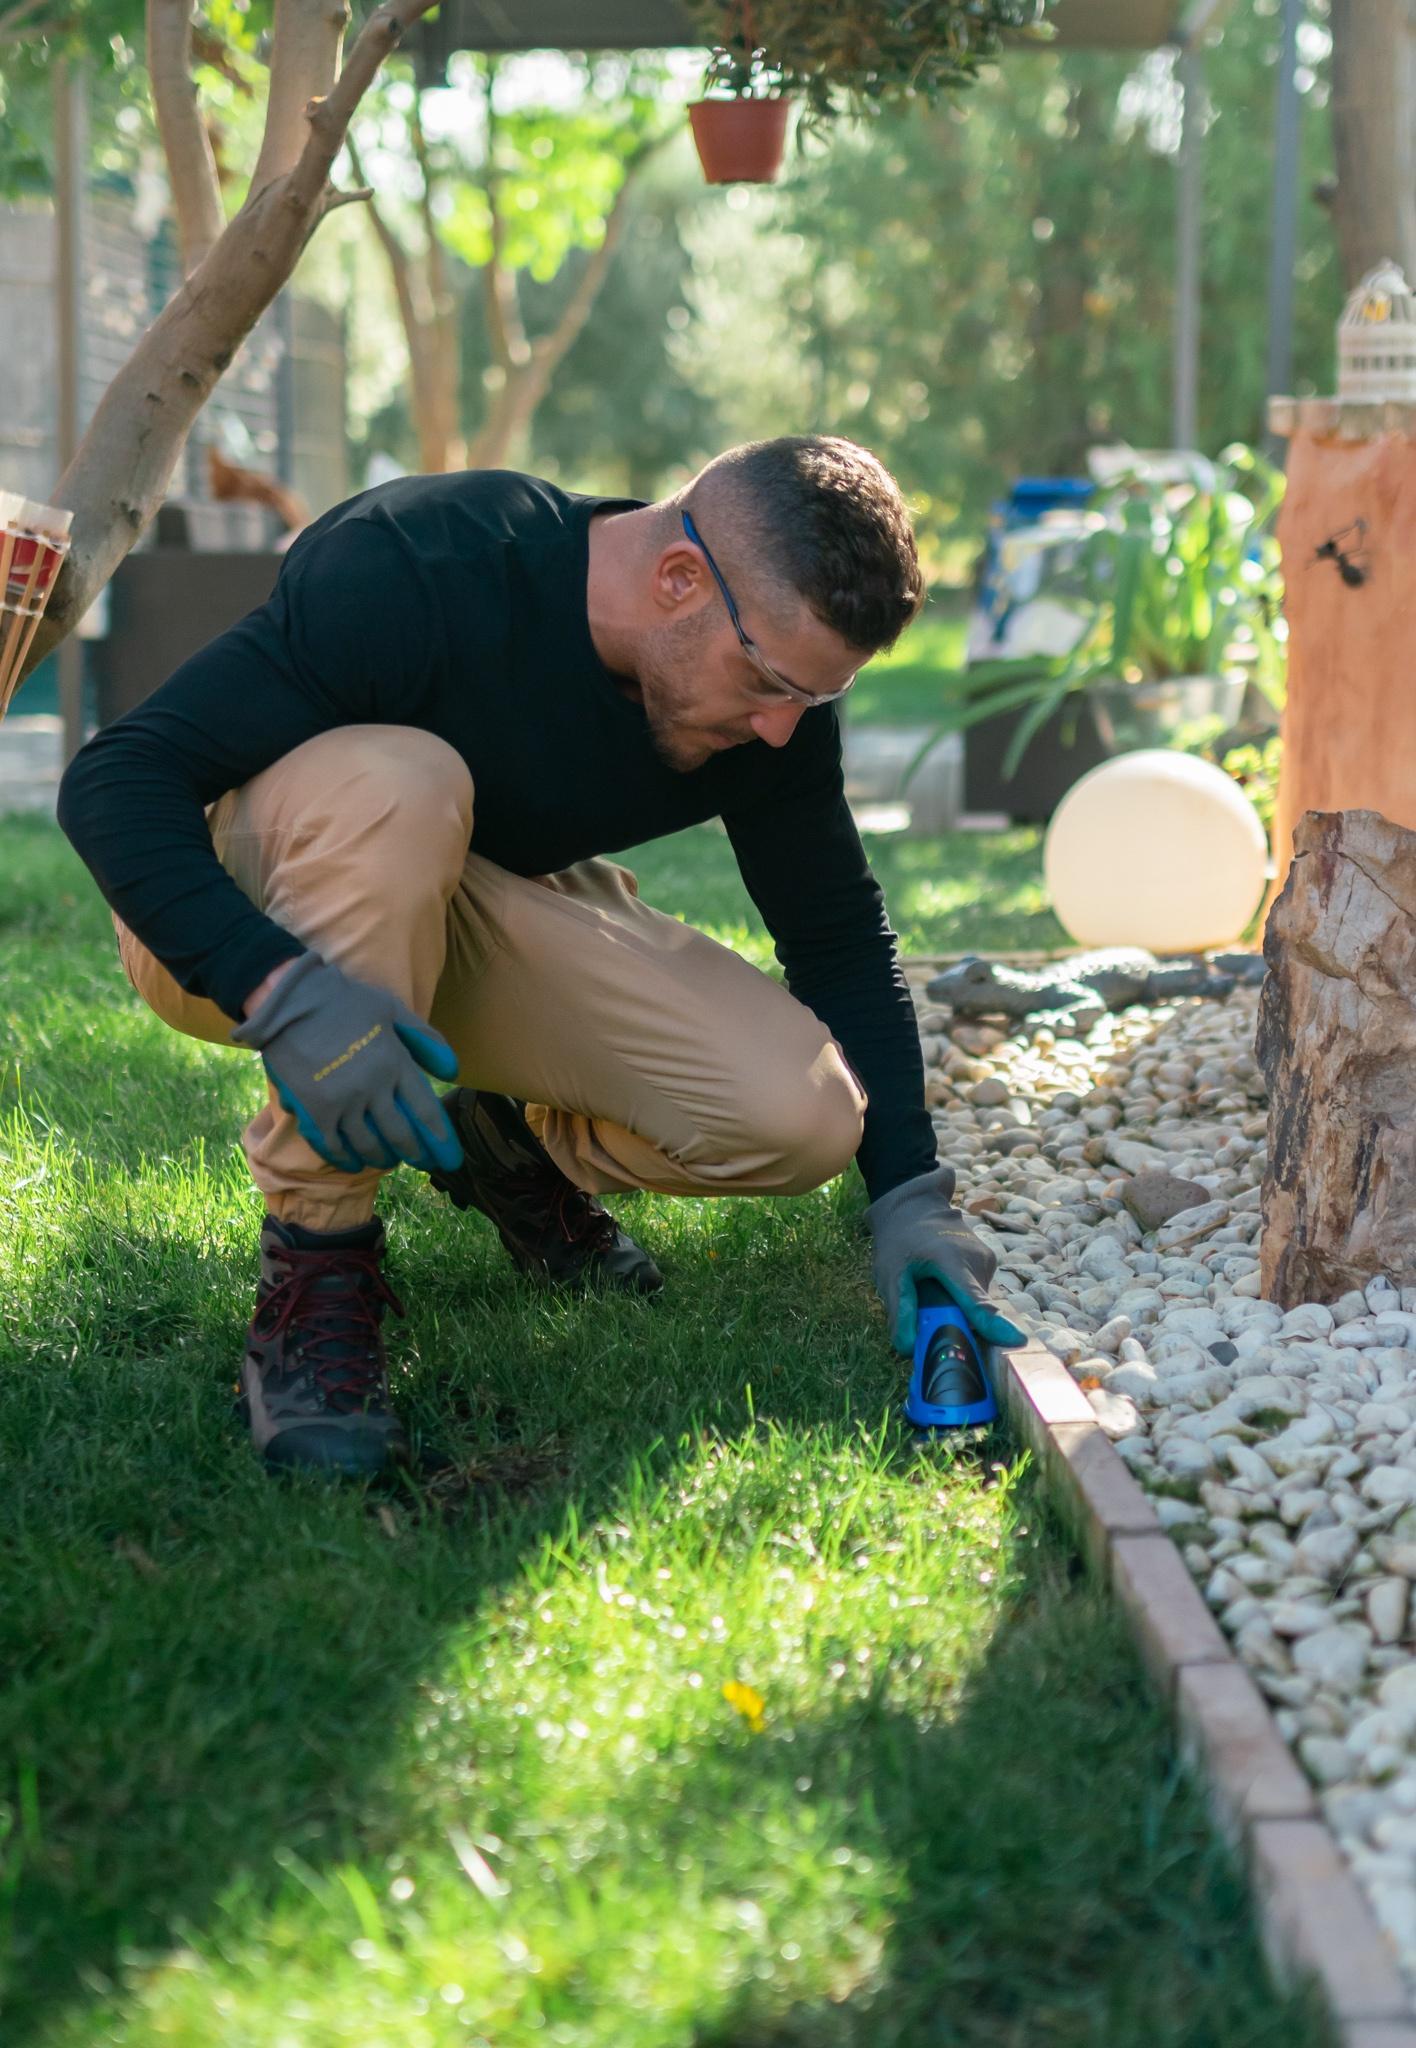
[[0, 1208, 1329, 2047]]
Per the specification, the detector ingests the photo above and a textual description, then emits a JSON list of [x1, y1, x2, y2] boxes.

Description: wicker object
[[0, 492, 73, 720]]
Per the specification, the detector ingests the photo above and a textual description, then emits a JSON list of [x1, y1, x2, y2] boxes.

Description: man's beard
[[637, 611, 739, 772]]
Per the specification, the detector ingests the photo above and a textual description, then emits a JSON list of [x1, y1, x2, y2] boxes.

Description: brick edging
[[996, 1337, 1416, 2045]]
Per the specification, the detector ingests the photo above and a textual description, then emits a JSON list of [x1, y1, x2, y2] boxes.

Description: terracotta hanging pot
[[688, 96, 791, 185]]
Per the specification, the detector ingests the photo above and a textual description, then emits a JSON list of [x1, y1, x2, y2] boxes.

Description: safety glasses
[[681, 509, 857, 709]]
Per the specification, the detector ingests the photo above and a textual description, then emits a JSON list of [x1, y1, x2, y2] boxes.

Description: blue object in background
[[974, 475, 1095, 650]]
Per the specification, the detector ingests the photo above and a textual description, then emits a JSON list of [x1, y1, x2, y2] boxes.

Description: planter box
[[965, 675, 1246, 824], [964, 698, 1112, 823], [92, 549, 281, 726]]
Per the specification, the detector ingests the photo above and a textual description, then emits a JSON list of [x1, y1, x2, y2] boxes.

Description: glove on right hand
[[232, 951, 463, 1175], [865, 1164, 1026, 1356]]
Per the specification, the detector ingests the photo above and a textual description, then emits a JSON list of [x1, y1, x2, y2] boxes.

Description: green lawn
[[0, 814, 1329, 2048], [625, 822, 1069, 963]]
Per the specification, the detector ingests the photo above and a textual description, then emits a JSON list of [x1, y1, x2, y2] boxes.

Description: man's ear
[[651, 540, 709, 616]]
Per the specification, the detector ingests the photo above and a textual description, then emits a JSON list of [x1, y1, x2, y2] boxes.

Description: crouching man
[[58, 435, 1021, 1477]]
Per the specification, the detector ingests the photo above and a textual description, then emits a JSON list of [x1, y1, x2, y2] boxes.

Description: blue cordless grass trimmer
[[903, 1276, 999, 1431]]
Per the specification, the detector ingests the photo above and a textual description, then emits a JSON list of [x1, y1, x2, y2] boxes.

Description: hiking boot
[[241, 1215, 409, 1476], [428, 1088, 662, 1295]]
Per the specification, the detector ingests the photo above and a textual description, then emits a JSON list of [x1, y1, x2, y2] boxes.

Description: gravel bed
[[905, 964, 1416, 1987]]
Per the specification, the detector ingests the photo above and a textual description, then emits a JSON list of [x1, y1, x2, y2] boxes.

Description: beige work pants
[[113, 726, 866, 1231]]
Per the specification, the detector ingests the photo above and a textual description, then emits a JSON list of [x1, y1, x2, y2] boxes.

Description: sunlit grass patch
[[0, 816, 1327, 2048]]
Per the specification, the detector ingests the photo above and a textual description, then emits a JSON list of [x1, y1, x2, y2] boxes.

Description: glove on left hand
[[865, 1164, 1026, 1356]]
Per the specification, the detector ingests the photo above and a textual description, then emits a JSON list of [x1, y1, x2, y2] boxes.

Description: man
[[58, 435, 1023, 1478]]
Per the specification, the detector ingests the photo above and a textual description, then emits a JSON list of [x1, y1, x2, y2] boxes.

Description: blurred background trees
[[0, 1, 1346, 571]]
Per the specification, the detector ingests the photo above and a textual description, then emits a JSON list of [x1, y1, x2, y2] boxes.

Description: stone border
[[996, 1336, 1416, 2045]]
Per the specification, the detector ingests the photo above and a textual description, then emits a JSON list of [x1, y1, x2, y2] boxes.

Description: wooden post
[[1266, 396, 1416, 910]]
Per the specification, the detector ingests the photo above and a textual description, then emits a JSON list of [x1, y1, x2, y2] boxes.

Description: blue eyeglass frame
[[680, 509, 857, 709]]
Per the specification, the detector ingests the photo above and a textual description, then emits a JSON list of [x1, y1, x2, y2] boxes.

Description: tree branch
[[146, 0, 226, 273], [479, 59, 530, 372], [531, 135, 664, 384], [466, 136, 662, 473], [21, 0, 444, 681], [320, 183, 372, 213], [346, 130, 425, 334], [409, 91, 449, 311], [249, 0, 351, 199], [347, 126, 461, 471]]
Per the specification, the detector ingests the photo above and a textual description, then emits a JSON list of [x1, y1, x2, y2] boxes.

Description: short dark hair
[[685, 436, 925, 654]]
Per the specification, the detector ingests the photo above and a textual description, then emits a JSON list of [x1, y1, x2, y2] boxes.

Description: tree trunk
[[348, 132, 464, 472], [1328, 0, 1416, 288], [466, 153, 648, 472], [1024, 78, 1097, 477], [18, 0, 438, 682], [1257, 807, 1416, 1306], [465, 357, 552, 472], [146, 0, 226, 272]]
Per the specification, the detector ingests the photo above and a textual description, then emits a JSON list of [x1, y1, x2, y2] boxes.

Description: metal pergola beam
[[418, 0, 1192, 58]]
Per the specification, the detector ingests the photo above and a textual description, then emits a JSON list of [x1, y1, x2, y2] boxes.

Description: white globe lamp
[[1043, 750, 1269, 953]]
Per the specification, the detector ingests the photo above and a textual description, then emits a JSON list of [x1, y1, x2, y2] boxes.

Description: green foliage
[[909, 442, 1287, 776], [0, 0, 268, 202], [0, 0, 148, 199], [1084, 444, 1287, 690], [687, 0, 1054, 117], [1220, 733, 1283, 832], [687, 4, 1341, 542], [434, 62, 673, 284]]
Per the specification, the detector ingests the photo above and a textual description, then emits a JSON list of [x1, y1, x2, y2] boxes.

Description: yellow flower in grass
[[722, 1680, 767, 1733]]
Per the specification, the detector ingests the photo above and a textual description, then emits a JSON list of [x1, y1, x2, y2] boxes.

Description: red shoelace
[[252, 1248, 406, 1410], [492, 1164, 617, 1255]]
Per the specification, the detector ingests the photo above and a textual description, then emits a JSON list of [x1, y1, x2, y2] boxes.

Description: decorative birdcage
[[1338, 260, 1416, 403], [0, 493, 72, 722]]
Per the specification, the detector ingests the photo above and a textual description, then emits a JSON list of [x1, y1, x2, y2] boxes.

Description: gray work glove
[[865, 1164, 1026, 1356], [232, 951, 463, 1176]]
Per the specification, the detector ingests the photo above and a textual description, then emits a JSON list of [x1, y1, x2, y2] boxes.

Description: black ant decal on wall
[[1311, 518, 1370, 587]]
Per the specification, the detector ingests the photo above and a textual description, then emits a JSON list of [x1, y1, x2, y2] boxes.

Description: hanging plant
[[686, 0, 1053, 162], [687, 0, 794, 185]]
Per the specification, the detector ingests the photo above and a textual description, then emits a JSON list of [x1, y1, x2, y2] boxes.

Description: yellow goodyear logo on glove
[[311, 1023, 383, 1084]]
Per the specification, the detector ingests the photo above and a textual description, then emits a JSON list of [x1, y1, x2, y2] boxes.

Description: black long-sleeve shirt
[[57, 471, 936, 1201]]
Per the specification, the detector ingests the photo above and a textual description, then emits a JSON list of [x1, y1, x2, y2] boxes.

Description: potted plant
[[686, 0, 1051, 185], [924, 444, 1287, 818], [688, 4, 792, 186]]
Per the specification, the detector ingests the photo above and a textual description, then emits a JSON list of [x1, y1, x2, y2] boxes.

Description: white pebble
[[1293, 1525, 1360, 1580], [1086, 1388, 1140, 1440], [1363, 1467, 1416, 1510], [1299, 1735, 1356, 1786], [1367, 1578, 1409, 1645], [1280, 1304, 1335, 1340], [1092, 1314, 1133, 1355], [1292, 1624, 1370, 1691]]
